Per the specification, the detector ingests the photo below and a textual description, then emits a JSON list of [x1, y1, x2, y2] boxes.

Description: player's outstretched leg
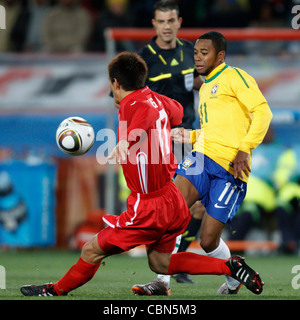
[[20, 256, 101, 297], [20, 235, 105, 297], [132, 254, 264, 296]]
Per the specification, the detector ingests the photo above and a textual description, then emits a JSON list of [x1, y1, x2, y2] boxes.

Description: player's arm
[[233, 102, 272, 178], [171, 127, 190, 143], [110, 103, 153, 163], [108, 140, 130, 163], [239, 102, 273, 154], [231, 69, 273, 179], [171, 128, 201, 144], [233, 69, 273, 153], [160, 94, 184, 127]]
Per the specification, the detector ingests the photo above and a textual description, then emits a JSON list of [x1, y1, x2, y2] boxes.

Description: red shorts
[[97, 182, 190, 254]]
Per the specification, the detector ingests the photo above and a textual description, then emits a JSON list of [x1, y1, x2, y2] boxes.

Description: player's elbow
[[260, 103, 273, 124], [170, 104, 184, 127], [251, 103, 273, 133], [264, 104, 273, 123]]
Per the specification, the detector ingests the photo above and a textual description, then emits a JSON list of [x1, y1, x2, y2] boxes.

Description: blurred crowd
[[0, 0, 296, 53], [226, 127, 300, 255]]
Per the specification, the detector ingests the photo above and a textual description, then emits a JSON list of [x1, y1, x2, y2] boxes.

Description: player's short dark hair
[[153, 0, 180, 18], [108, 52, 148, 91], [198, 31, 227, 54]]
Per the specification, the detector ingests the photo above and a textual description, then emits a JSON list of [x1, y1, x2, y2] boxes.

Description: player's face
[[194, 39, 224, 76], [152, 9, 182, 46], [110, 79, 121, 108]]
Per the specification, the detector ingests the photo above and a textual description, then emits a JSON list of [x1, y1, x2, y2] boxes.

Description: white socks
[[206, 238, 240, 290], [156, 234, 182, 289], [156, 236, 239, 291]]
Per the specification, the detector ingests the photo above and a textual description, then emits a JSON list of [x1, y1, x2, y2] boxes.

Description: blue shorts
[[176, 152, 247, 224]]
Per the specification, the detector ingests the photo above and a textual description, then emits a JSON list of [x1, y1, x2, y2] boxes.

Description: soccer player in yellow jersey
[[132, 31, 270, 296], [171, 31, 273, 294]]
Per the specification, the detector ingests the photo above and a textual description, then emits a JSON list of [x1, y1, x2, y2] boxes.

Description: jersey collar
[[205, 62, 228, 83], [120, 86, 150, 109], [150, 36, 182, 53]]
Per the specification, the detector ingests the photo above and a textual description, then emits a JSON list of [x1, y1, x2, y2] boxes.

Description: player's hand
[[232, 150, 251, 180], [171, 128, 190, 144], [108, 140, 129, 163]]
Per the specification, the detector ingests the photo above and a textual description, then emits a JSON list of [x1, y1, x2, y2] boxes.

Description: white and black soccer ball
[[56, 117, 95, 156]]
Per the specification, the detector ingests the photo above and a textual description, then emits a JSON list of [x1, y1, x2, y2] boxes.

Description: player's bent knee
[[147, 250, 170, 274], [81, 240, 96, 263], [148, 262, 168, 275], [200, 237, 219, 253], [81, 235, 106, 264]]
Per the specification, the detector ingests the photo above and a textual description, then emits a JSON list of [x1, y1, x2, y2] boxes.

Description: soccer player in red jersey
[[20, 52, 263, 297]]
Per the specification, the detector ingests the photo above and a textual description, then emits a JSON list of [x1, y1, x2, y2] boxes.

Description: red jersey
[[118, 86, 183, 194]]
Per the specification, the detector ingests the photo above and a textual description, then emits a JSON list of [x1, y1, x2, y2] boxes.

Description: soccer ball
[[56, 116, 95, 156]]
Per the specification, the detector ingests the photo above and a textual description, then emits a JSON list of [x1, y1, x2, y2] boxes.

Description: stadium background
[[0, 0, 299, 260]]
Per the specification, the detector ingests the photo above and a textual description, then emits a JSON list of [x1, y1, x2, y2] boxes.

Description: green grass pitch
[[0, 249, 299, 300]]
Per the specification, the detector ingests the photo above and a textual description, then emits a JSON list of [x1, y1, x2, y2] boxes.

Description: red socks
[[54, 257, 101, 296], [52, 253, 230, 295], [168, 252, 231, 276]]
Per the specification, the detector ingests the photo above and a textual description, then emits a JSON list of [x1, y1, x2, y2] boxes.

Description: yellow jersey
[[190, 62, 273, 182]]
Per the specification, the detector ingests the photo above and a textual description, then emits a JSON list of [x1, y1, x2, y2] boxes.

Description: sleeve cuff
[[189, 130, 196, 144], [238, 142, 252, 154]]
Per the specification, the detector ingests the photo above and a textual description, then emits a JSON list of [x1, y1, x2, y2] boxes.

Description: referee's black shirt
[[138, 36, 197, 129]]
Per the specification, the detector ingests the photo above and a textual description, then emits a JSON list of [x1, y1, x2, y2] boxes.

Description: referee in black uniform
[[138, 2, 202, 132], [132, 0, 205, 292]]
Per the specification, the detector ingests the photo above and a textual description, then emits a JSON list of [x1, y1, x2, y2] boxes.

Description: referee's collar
[[205, 62, 228, 83], [150, 36, 182, 52]]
